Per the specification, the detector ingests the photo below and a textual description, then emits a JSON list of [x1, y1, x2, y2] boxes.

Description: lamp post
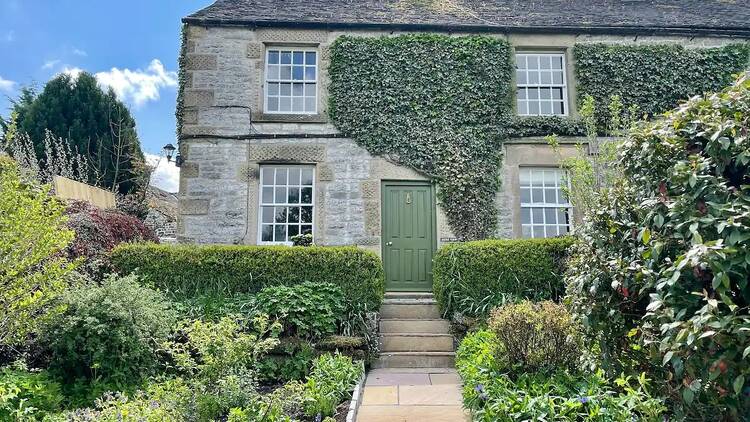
[[162, 143, 183, 167]]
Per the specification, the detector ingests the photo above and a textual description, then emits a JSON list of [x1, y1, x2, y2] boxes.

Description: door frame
[[380, 180, 438, 292]]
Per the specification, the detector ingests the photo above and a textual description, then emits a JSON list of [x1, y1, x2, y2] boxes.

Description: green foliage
[[6, 73, 148, 194], [44, 274, 176, 399], [110, 243, 385, 312], [303, 353, 363, 418], [0, 363, 64, 420], [329, 34, 513, 240], [488, 301, 581, 373], [250, 282, 345, 340], [574, 43, 750, 128], [432, 237, 573, 318], [456, 330, 666, 421], [255, 340, 315, 383], [0, 157, 77, 346], [508, 116, 586, 138], [566, 72, 750, 418]]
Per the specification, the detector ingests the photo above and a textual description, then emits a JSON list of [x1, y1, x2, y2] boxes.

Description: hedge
[[433, 237, 574, 318], [110, 244, 385, 311]]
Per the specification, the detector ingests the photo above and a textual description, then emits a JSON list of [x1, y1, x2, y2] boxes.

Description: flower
[[578, 396, 590, 404], [474, 384, 484, 393]]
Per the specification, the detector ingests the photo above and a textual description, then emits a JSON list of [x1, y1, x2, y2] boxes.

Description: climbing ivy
[[175, 24, 188, 140], [574, 43, 750, 126], [328, 34, 513, 240]]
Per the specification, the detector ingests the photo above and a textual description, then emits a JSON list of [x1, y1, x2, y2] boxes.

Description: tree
[[7, 72, 147, 194], [0, 156, 77, 346]]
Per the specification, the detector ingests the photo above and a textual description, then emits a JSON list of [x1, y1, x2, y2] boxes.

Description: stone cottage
[[177, 0, 750, 292]]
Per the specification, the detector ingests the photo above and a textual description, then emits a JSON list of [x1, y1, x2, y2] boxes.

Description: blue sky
[[0, 0, 212, 190]]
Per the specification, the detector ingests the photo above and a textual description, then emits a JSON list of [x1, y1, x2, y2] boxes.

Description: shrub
[[0, 157, 77, 346], [0, 363, 64, 420], [303, 353, 363, 418], [488, 301, 581, 373], [44, 274, 176, 398], [110, 244, 385, 311], [65, 200, 157, 276], [566, 72, 750, 417], [256, 339, 315, 383], [250, 282, 345, 340], [456, 330, 666, 421], [433, 237, 573, 318]]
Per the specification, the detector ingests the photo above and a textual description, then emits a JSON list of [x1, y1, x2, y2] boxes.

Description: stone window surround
[[518, 167, 572, 238], [515, 51, 569, 116], [511, 45, 575, 118], [263, 47, 319, 115]]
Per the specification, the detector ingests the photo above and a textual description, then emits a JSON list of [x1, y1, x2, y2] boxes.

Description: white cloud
[[146, 153, 180, 193], [0, 75, 16, 92], [95, 59, 177, 108], [2, 30, 14, 42], [61, 66, 83, 79], [42, 59, 61, 70], [72, 48, 87, 57]]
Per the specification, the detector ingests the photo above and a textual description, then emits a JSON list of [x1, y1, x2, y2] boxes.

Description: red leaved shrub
[[65, 200, 158, 276]]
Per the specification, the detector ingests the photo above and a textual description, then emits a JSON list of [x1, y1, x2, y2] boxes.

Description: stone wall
[[178, 24, 748, 247]]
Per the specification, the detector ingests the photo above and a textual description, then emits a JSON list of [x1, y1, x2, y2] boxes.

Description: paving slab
[[365, 372, 431, 386], [361, 386, 398, 405], [356, 405, 469, 422], [429, 372, 462, 385], [368, 367, 457, 374], [399, 384, 463, 405]]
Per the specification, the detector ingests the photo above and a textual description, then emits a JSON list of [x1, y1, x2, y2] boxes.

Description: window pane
[[558, 189, 568, 204], [275, 168, 287, 184], [544, 188, 557, 203], [274, 206, 287, 223], [262, 206, 274, 223], [544, 207, 557, 224], [532, 208, 543, 223], [301, 187, 313, 204], [533, 226, 545, 238], [521, 208, 531, 224], [516, 71, 527, 84], [293, 51, 304, 64], [288, 187, 300, 203], [292, 83, 304, 96], [301, 225, 313, 235], [528, 55, 539, 69], [279, 97, 291, 111], [552, 55, 564, 69], [274, 225, 286, 242], [552, 71, 563, 84], [553, 101, 564, 115], [288, 225, 299, 237], [520, 188, 531, 203], [528, 71, 539, 84], [540, 56, 551, 69], [261, 168, 274, 183], [522, 225, 532, 238], [558, 208, 569, 224], [301, 206, 313, 223], [541, 71, 551, 84], [516, 55, 525, 69], [305, 66, 316, 81], [540, 102, 552, 115], [267, 65, 279, 79], [540, 88, 552, 100], [517, 88, 526, 99], [519, 169, 531, 186], [262, 187, 274, 203], [530, 170, 544, 185], [305, 83, 316, 96], [305, 52, 316, 65], [289, 168, 301, 185], [528, 88, 539, 100], [268, 82, 279, 96], [262, 225, 273, 241], [528, 102, 539, 115], [559, 225, 569, 235], [275, 187, 287, 203], [280, 65, 292, 79], [289, 206, 300, 223], [292, 97, 304, 112], [267, 97, 278, 112], [268, 51, 279, 64], [280, 51, 292, 64], [301, 169, 313, 185], [280, 83, 292, 96], [305, 97, 316, 112], [293, 66, 304, 80]]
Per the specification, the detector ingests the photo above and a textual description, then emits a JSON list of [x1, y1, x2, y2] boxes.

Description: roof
[[184, 0, 750, 37]]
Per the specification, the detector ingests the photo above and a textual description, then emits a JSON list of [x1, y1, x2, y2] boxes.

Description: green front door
[[382, 181, 436, 292]]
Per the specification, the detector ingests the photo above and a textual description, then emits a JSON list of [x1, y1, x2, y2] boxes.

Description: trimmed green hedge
[[110, 244, 385, 311], [433, 237, 573, 318]]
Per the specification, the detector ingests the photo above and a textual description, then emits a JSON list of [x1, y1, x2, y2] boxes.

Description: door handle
[[386, 242, 393, 246]]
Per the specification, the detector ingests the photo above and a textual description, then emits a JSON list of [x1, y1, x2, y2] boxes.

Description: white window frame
[[515, 52, 569, 117], [257, 165, 316, 245], [264, 47, 319, 115], [519, 167, 573, 238]]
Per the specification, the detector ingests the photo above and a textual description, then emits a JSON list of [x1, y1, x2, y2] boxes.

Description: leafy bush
[[250, 282, 345, 340], [456, 330, 666, 421], [0, 156, 77, 346], [44, 274, 176, 399], [256, 339, 315, 383], [488, 301, 581, 373], [65, 200, 157, 276], [0, 363, 64, 420], [111, 244, 385, 311], [303, 353, 363, 418], [566, 72, 750, 417], [433, 237, 573, 318], [574, 43, 750, 127]]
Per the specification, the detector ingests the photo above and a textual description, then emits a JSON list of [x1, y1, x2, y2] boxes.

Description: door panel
[[382, 182, 435, 291]]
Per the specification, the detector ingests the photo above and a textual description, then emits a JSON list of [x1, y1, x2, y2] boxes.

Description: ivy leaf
[[733, 375, 745, 395]]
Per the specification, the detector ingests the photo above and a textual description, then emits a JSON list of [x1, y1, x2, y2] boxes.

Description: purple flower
[[474, 384, 484, 393], [578, 396, 590, 404]]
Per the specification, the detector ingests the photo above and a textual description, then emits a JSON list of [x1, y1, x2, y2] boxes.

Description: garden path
[[355, 368, 470, 422]]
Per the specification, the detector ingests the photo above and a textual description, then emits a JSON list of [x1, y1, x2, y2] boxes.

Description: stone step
[[380, 318, 451, 334], [373, 352, 456, 369], [381, 303, 441, 320], [380, 333, 454, 352], [384, 292, 435, 300]]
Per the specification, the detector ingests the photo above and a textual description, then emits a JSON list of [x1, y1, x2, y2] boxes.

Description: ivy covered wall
[[329, 35, 514, 240], [574, 43, 750, 126]]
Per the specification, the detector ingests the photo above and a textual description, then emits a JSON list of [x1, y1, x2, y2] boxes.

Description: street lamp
[[162, 143, 183, 167]]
